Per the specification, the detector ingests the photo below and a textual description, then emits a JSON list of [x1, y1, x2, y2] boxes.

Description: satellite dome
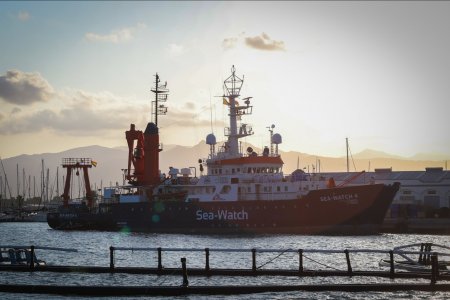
[[272, 133, 282, 144], [206, 133, 216, 145]]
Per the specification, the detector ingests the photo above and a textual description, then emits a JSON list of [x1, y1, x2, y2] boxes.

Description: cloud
[[245, 33, 285, 51], [85, 23, 146, 43], [222, 32, 285, 51], [222, 37, 238, 50], [11, 107, 21, 115], [0, 89, 143, 135], [163, 109, 214, 128], [160, 102, 225, 129], [17, 11, 30, 21], [0, 70, 54, 105], [167, 43, 185, 56]]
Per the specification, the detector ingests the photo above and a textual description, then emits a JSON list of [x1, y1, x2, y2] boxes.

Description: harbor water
[[0, 222, 448, 299]]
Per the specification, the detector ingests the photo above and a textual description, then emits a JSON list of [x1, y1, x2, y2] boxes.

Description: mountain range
[[0, 142, 448, 200]]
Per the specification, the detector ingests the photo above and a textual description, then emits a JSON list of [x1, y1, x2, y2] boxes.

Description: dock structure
[[1, 244, 449, 296]]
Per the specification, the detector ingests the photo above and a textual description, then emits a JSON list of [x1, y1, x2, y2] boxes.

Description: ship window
[[284, 186, 288, 192], [232, 168, 235, 174], [402, 190, 412, 195], [220, 185, 231, 194], [247, 187, 251, 192], [237, 168, 240, 173], [427, 190, 437, 195], [277, 186, 281, 192]]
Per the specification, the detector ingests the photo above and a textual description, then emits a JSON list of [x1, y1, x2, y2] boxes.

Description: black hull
[[47, 183, 399, 235]]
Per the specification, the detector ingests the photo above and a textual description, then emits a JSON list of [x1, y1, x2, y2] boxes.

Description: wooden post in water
[[109, 246, 114, 270], [389, 250, 395, 277], [344, 249, 352, 275], [431, 254, 439, 284], [204, 248, 210, 273], [298, 249, 303, 274], [419, 243, 425, 264], [426, 244, 431, 265], [251, 249, 257, 273], [181, 257, 189, 287], [157, 247, 162, 271], [29, 246, 35, 270]]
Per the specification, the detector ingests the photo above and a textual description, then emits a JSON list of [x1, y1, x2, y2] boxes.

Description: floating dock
[[1, 244, 449, 296]]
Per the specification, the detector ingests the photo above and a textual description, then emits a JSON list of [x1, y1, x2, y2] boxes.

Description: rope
[[257, 248, 293, 269], [303, 254, 342, 271]]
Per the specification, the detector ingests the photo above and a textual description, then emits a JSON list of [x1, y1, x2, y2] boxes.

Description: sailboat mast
[[0, 175, 2, 211], [16, 164, 19, 199], [346, 137, 349, 173], [41, 159, 44, 206], [22, 168, 25, 199], [56, 166, 59, 198], [46, 168, 49, 203]]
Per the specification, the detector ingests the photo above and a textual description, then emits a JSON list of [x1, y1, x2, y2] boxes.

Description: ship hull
[[47, 183, 399, 235]]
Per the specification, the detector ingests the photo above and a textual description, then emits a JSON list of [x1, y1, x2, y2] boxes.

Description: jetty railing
[[109, 246, 450, 281], [2, 244, 449, 283]]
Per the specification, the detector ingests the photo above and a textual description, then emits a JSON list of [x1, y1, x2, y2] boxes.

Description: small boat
[[379, 243, 450, 273], [0, 247, 46, 266]]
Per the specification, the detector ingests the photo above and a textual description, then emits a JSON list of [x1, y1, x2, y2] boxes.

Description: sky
[[0, 1, 449, 160]]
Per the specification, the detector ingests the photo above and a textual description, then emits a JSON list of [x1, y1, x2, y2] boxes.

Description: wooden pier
[[1, 244, 449, 296]]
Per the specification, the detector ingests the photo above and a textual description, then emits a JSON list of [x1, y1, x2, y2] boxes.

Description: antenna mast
[[223, 65, 253, 156], [150, 73, 169, 127]]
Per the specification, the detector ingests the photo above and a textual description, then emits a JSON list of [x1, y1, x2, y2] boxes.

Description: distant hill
[[1, 143, 448, 200], [350, 149, 404, 160]]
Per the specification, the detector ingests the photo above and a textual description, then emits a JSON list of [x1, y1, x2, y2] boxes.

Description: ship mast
[[151, 73, 169, 127], [223, 65, 253, 157]]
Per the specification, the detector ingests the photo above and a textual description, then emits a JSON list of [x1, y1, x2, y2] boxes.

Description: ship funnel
[[143, 122, 160, 185]]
